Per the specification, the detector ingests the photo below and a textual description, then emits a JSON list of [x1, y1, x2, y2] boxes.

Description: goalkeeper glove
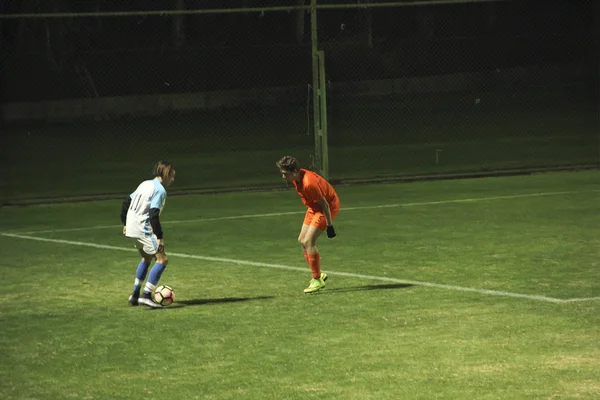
[[326, 225, 336, 238]]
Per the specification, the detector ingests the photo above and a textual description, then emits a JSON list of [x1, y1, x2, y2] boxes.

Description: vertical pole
[[365, 0, 373, 48], [318, 50, 329, 179], [295, 0, 305, 44], [596, 0, 600, 164], [310, 0, 322, 174], [172, 0, 186, 48]]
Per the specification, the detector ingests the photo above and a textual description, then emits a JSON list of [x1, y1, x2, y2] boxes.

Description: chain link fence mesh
[[1, 0, 598, 204], [321, 0, 598, 181], [2, 1, 316, 203]]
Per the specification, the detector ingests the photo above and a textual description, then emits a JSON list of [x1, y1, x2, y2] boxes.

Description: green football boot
[[304, 273, 327, 293]]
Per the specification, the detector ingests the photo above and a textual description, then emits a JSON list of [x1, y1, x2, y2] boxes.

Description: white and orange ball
[[154, 285, 175, 306]]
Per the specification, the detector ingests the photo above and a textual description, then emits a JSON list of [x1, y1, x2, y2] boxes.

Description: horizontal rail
[[0, 0, 510, 19]]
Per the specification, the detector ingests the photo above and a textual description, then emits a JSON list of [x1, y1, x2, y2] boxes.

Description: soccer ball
[[154, 285, 175, 306]]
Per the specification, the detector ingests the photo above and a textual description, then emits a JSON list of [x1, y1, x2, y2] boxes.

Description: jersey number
[[130, 194, 143, 212]]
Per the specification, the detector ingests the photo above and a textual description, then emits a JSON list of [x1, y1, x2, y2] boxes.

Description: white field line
[[2, 232, 598, 304], [14, 189, 599, 235], [561, 297, 600, 303]]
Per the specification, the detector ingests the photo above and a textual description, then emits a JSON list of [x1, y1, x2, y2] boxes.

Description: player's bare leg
[[299, 225, 327, 293]]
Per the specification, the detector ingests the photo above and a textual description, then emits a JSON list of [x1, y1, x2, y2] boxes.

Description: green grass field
[[1, 170, 599, 399]]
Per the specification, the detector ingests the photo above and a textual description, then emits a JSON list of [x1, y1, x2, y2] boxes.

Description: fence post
[[596, 0, 600, 163], [311, 0, 323, 175], [318, 50, 329, 179]]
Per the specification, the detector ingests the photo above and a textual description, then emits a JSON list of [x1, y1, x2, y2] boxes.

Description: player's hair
[[276, 156, 299, 173], [153, 160, 175, 181]]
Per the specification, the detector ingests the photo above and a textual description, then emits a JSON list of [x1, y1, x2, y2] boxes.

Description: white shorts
[[130, 235, 159, 255]]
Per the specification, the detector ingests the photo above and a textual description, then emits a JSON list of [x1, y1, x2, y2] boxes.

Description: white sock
[[144, 282, 156, 295]]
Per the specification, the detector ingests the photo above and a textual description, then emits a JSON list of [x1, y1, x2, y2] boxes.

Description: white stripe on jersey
[[125, 178, 167, 238]]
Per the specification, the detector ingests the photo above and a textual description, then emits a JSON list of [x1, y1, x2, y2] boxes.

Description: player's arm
[[120, 197, 132, 225], [316, 197, 333, 226], [149, 208, 165, 252], [317, 197, 336, 238], [149, 190, 167, 251]]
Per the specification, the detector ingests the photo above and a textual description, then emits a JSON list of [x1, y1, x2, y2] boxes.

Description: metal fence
[[1, 0, 598, 204]]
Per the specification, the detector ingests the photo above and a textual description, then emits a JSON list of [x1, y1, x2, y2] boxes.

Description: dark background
[[1, 0, 598, 204], [1, 0, 595, 100]]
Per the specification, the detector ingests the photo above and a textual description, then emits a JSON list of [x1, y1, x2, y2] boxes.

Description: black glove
[[326, 225, 336, 238]]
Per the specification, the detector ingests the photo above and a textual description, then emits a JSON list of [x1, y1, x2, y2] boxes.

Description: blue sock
[[132, 260, 150, 295], [144, 263, 166, 294]]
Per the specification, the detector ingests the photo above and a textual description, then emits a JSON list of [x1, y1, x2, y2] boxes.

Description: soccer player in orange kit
[[276, 156, 340, 293]]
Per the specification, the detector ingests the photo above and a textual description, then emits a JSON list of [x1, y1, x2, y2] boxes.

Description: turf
[[1, 170, 599, 399]]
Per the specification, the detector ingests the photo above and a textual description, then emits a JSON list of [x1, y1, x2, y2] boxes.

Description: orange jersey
[[292, 169, 340, 211]]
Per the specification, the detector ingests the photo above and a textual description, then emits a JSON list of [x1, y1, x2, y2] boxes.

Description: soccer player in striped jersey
[[276, 156, 340, 293], [120, 161, 176, 308]]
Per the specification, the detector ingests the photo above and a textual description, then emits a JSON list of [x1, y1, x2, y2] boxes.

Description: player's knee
[[298, 234, 308, 245], [299, 237, 313, 248], [157, 254, 169, 265]]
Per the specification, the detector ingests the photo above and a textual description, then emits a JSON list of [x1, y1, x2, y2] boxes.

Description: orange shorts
[[303, 205, 340, 231]]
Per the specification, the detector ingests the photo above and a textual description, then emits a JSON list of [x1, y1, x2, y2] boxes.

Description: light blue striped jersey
[[125, 178, 167, 238]]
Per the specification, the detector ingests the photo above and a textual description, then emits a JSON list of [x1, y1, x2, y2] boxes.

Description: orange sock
[[307, 253, 321, 279], [303, 249, 309, 264]]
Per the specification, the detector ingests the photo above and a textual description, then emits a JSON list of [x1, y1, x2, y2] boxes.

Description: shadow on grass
[[315, 283, 414, 294], [144, 286, 410, 308], [175, 296, 275, 307]]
